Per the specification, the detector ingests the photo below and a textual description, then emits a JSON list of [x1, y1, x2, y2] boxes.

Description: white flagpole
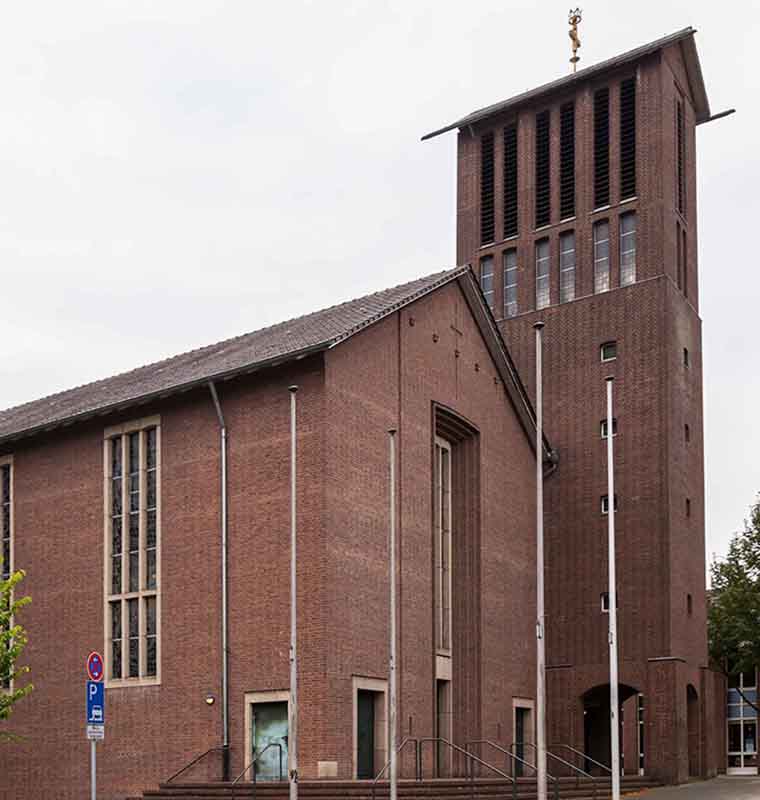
[[289, 386, 299, 800], [606, 377, 621, 800], [534, 322, 547, 800], [388, 429, 398, 800]]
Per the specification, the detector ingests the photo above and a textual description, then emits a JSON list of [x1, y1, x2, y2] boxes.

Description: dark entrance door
[[515, 708, 528, 777], [357, 690, 376, 779]]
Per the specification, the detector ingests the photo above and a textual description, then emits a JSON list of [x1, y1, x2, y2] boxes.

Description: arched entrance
[[582, 683, 640, 775], [687, 684, 700, 777]]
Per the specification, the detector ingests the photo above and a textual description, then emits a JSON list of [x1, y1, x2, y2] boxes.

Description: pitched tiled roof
[[422, 27, 710, 140], [0, 267, 469, 445]]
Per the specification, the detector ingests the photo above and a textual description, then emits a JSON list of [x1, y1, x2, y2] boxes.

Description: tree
[[0, 565, 33, 740], [708, 496, 760, 712]]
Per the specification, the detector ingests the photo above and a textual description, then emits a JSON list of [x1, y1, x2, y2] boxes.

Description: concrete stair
[[139, 775, 661, 800]]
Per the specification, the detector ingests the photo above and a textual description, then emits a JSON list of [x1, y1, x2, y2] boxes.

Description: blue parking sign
[[86, 680, 105, 725]]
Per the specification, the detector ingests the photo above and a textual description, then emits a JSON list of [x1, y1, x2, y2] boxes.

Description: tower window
[[434, 437, 453, 653], [601, 592, 610, 613], [620, 77, 637, 200], [560, 102, 575, 219], [683, 347, 690, 367], [503, 249, 518, 318], [593, 87, 610, 209], [600, 341, 617, 362], [601, 418, 618, 438], [685, 423, 691, 442], [620, 212, 637, 286], [479, 255, 494, 311], [601, 494, 619, 514], [676, 97, 685, 216], [480, 132, 495, 245], [593, 220, 610, 294], [559, 231, 576, 303], [686, 498, 691, 518], [676, 222, 683, 291], [535, 110, 551, 228], [535, 239, 550, 310], [687, 594, 693, 616], [503, 124, 518, 238], [682, 227, 688, 299]]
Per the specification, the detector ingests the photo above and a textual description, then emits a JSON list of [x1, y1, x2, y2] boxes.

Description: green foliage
[[0, 566, 33, 741], [708, 497, 760, 693]]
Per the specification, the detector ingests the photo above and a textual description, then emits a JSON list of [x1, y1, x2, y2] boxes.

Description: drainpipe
[[208, 381, 230, 781]]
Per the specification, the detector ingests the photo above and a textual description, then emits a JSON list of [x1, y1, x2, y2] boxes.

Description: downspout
[[208, 381, 230, 781]]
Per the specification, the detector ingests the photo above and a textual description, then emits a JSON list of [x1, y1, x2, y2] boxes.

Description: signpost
[[86, 652, 104, 800]]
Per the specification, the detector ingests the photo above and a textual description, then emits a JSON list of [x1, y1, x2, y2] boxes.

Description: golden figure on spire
[[569, 8, 582, 73]]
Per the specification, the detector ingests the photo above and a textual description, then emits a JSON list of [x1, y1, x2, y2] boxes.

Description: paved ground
[[640, 776, 760, 800]]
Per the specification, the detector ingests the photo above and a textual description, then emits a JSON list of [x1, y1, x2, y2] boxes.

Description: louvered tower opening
[[535, 110, 551, 228], [480, 132, 495, 245], [503, 124, 518, 238], [560, 102, 575, 219], [677, 98, 685, 215], [620, 77, 637, 200], [593, 87, 610, 208]]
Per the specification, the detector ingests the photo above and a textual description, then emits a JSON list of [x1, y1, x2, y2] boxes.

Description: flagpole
[[606, 376, 620, 800], [288, 386, 299, 800], [388, 429, 398, 800], [534, 321, 547, 800]]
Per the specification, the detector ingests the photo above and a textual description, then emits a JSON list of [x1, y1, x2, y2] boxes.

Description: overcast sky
[[0, 1, 755, 566]]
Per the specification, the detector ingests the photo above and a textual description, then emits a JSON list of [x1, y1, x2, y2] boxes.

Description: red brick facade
[[1, 281, 537, 799], [454, 40, 722, 783]]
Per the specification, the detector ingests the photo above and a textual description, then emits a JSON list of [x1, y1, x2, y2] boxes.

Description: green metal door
[[357, 691, 376, 779], [251, 701, 288, 781]]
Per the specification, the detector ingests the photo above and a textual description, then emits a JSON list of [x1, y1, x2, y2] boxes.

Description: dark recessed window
[[682, 227, 688, 299], [685, 423, 691, 443], [686, 498, 691, 518], [620, 77, 637, 200], [683, 347, 690, 367], [601, 418, 618, 438], [601, 494, 619, 514], [480, 132, 495, 245], [560, 102, 575, 219], [687, 594, 693, 616], [535, 110, 551, 228], [676, 96, 686, 216], [594, 87, 610, 209], [601, 341, 617, 362], [503, 124, 518, 238], [601, 592, 610, 613]]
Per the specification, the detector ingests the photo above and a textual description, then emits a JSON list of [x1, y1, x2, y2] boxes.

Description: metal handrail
[[166, 745, 229, 783], [371, 737, 419, 800], [468, 741, 558, 800], [231, 742, 285, 799], [419, 738, 517, 800], [549, 743, 613, 776], [515, 743, 597, 800]]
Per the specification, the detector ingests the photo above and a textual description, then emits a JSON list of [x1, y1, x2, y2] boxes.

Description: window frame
[[503, 249, 518, 319], [601, 494, 618, 515], [479, 255, 495, 312], [433, 436, 453, 657], [600, 418, 618, 439], [103, 416, 161, 688], [559, 230, 576, 303], [593, 219, 611, 294], [535, 239, 550, 310], [600, 341, 617, 362], [619, 212, 637, 287]]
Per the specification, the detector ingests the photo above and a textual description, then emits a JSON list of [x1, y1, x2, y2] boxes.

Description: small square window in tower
[[480, 132, 495, 245], [560, 103, 575, 220], [593, 87, 610, 209], [535, 110, 551, 228], [601, 494, 618, 514], [620, 77, 637, 200], [503, 125, 518, 238], [600, 341, 617, 362]]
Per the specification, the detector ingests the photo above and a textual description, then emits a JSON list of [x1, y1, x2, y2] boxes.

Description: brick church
[[1, 26, 732, 799]]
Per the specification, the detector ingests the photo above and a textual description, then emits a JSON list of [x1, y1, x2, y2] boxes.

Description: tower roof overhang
[[422, 27, 711, 141]]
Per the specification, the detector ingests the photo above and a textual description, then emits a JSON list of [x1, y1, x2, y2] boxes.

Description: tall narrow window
[[1, 461, 11, 690], [676, 222, 683, 291], [434, 437, 452, 653], [676, 97, 685, 216], [620, 212, 636, 286], [503, 124, 518, 238], [535, 239, 550, 309], [535, 110, 551, 228], [560, 102, 575, 219], [682, 227, 688, 299], [503, 249, 518, 318], [559, 231, 576, 303], [479, 255, 494, 311], [594, 220, 610, 293], [480, 132, 495, 245], [620, 77, 636, 199], [594, 87, 610, 208], [106, 420, 160, 685]]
